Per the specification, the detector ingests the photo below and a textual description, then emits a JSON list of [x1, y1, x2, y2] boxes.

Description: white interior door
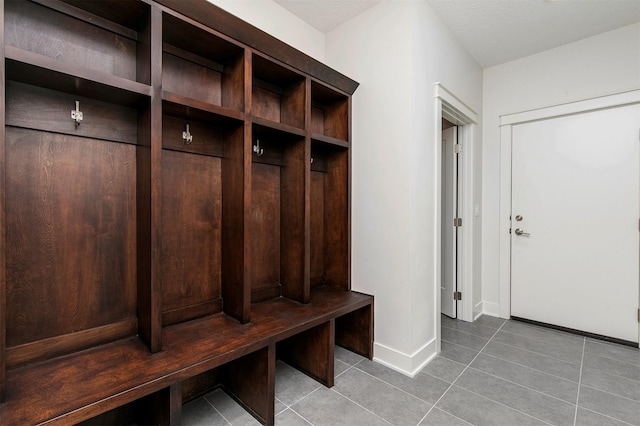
[[511, 104, 640, 343], [441, 126, 458, 318]]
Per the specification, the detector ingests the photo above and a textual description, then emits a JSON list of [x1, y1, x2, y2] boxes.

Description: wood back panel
[[310, 170, 325, 287], [5, 127, 137, 348], [250, 162, 281, 302], [5, 0, 138, 82], [161, 150, 223, 325]]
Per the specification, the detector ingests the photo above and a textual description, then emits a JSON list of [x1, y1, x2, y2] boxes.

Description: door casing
[[435, 83, 478, 353]]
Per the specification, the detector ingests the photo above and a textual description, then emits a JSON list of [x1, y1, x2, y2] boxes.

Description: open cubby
[[251, 123, 307, 304], [311, 81, 350, 143], [310, 142, 350, 290], [0, 1, 369, 425], [163, 12, 244, 112], [252, 54, 306, 129], [5, 0, 151, 86], [4, 80, 148, 369]]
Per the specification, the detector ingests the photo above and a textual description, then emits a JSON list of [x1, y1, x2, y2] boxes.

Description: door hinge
[[454, 218, 462, 227], [637, 308, 640, 322], [454, 291, 462, 301], [454, 143, 462, 154]]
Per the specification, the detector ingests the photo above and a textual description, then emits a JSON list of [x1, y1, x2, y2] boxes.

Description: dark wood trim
[[0, 0, 6, 400], [154, 0, 359, 95], [6, 319, 138, 369]]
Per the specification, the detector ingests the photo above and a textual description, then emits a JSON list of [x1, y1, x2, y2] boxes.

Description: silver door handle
[[514, 228, 530, 236]]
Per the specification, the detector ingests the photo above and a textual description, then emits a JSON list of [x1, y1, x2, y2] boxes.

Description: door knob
[[514, 228, 530, 236]]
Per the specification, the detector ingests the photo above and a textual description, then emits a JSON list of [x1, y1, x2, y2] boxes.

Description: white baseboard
[[481, 301, 500, 318], [372, 338, 437, 378], [474, 301, 484, 321]]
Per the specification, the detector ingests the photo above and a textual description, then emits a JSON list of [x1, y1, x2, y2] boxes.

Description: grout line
[[427, 407, 475, 426], [580, 383, 640, 404], [286, 407, 315, 426], [440, 321, 501, 337], [465, 365, 576, 405], [478, 350, 579, 384], [352, 363, 438, 406], [202, 391, 233, 426], [481, 337, 583, 367], [441, 324, 495, 343], [329, 388, 395, 425], [416, 320, 508, 426], [446, 384, 555, 426], [577, 407, 636, 426], [573, 337, 586, 426]]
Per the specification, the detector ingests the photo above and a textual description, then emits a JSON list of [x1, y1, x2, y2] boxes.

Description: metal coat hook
[[253, 139, 264, 157], [182, 124, 193, 144], [310, 157, 314, 164], [71, 101, 83, 127]]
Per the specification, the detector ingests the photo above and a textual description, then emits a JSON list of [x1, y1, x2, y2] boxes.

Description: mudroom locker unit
[[0, 0, 373, 424]]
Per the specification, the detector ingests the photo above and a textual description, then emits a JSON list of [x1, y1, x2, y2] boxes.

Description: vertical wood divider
[[222, 49, 252, 323], [137, 5, 163, 352], [303, 78, 312, 302], [0, 0, 6, 402]]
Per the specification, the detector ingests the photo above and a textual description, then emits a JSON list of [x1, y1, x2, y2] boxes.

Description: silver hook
[[310, 157, 314, 164], [253, 139, 264, 157], [71, 101, 83, 127], [182, 124, 193, 144]]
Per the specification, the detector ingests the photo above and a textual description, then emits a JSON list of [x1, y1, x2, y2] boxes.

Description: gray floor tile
[[436, 385, 548, 426], [335, 359, 351, 377], [585, 339, 640, 366], [421, 356, 466, 383], [291, 387, 389, 426], [502, 320, 585, 349], [335, 345, 366, 366], [440, 340, 479, 366], [204, 389, 261, 426], [275, 409, 312, 426], [581, 368, 640, 402], [275, 361, 322, 405], [441, 316, 499, 338], [333, 367, 431, 425], [183, 397, 229, 426], [356, 359, 450, 404], [275, 398, 287, 415], [442, 327, 490, 351], [470, 353, 579, 403], [582, 351, 640, 382], [575, 408, 633, 426], [418, 407, 472, 425], [493, 330, 583, 364], [482, 341, 581, 382], [455, 367, 575, 425], [578, 385, 640, 425], [473, 314, 507, 330]]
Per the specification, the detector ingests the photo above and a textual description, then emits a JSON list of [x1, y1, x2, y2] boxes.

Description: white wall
[[325, 0, 482, 375], [206, 0, 325, 62], [481, 23, 640, 316]]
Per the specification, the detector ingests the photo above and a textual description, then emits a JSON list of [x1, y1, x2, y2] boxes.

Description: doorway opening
[[441, 119, 460, 319], [434, 82, 478, 354]]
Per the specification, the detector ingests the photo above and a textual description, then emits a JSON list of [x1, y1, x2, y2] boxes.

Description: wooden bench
[[0, 287, 373, 425]]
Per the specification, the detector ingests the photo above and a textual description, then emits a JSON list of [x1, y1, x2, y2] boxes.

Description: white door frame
[[435, 83, 477, 352], [498, 90, 640, 321]]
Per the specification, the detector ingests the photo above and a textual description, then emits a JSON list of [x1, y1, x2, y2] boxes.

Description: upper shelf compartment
[[4, 0, 152, 102], [163, 12, 245, 113], [252, 54, 306, 130], [311, 81, 349, 145]]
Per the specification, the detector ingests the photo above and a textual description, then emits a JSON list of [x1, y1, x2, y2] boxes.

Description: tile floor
[[182, 315, 640, 425]]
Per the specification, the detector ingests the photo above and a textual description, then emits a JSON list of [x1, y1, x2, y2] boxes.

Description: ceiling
[[274, 0, 640, 68]]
